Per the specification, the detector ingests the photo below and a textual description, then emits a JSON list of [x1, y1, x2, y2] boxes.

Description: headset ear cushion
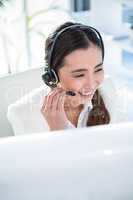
[[42, 72, 51, 84], [42, 69, 59, 87]]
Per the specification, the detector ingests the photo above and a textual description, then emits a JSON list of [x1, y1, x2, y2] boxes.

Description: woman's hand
[[41, 87, 69, 131]]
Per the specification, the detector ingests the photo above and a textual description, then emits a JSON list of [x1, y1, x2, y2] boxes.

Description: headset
[[42, 24, 104, 89]]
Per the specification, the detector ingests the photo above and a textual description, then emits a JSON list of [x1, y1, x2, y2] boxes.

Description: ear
[[57, 82, 62, 88]]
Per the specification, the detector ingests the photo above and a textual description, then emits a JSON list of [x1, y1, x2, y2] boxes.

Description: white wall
[[90, 0, 128, 37], [0, 67, 43, 137]]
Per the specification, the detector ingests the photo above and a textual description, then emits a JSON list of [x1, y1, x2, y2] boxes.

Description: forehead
[[62, 46, 102, 71]]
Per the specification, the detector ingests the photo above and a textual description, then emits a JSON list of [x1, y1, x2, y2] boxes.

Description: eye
[[73, 74, 85, 78], [95, 68, 103, 73]]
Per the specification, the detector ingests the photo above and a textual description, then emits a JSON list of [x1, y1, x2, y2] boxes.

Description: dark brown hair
[[44, 21, 110, 126], [87, 90, 110, 126]]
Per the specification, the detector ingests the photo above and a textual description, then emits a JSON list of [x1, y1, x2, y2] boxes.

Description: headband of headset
[[42, 24, 104, 87]]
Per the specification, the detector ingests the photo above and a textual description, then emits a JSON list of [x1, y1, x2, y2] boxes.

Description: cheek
[[59, 76, 82, 90], [59, 75, 73, 89], [95, 71, 104, 85]]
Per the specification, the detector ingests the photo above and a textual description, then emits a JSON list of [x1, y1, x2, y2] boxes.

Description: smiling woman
[[41, 21, 111, 130], [6, 21, 130, 135]]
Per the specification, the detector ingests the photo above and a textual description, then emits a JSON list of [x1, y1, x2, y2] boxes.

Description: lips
[[80, 90, 94, 96], [79, 88, 96, 96]]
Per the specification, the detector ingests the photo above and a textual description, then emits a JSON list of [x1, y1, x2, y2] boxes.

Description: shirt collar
[[82, 100, 93, 113]]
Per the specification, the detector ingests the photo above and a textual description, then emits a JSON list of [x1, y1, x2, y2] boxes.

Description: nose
[[83, 73, 95, 92]]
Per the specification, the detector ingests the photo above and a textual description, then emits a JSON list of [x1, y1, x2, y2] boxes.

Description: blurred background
[[0, 0, 133, 137]]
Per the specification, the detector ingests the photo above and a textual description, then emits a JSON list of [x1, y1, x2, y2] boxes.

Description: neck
[[64, 103, 84, 113]]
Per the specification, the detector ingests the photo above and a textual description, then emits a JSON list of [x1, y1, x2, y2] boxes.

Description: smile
[[79, 91, 94, 96]]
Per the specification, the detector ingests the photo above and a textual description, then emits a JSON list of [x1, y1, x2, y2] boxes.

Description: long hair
[[87, 90, 110, 126], [44, 21, 110, 126]]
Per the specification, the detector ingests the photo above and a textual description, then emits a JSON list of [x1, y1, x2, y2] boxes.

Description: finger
[[41, 95, 48, 113], [41, 87, 63, 113], [51, 90, 65, 111], [57, 91, 66, 110], [47, 87, 62, 99], [47, 88, 63, 110], [41, 88, 60, 112]]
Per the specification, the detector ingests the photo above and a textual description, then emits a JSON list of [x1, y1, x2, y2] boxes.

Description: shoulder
[[7, 86, 51, 135], [8, 86, 50, 111]]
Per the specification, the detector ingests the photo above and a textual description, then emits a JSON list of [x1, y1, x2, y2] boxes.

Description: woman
[[41, 21, 112, 131], [7, 22, 129, 135]]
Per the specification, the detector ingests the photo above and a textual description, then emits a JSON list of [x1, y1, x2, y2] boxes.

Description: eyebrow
[[70, 62, 103, 73]]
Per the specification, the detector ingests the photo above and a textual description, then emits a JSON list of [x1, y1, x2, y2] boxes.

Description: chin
[[72, 99, 92, 108]]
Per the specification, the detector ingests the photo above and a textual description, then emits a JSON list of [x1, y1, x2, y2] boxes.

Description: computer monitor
[[0, 122, 133, 200]]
